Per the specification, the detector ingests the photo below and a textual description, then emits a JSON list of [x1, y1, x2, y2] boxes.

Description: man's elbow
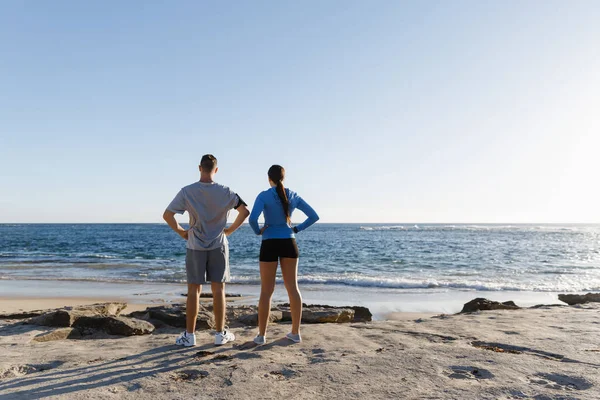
[[238, 206, 250, 219], [313, 213, 320, 222], [162, 210, 172, 221]]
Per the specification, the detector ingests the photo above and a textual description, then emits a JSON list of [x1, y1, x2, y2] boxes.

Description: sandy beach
[[1, 296, 599, 399]]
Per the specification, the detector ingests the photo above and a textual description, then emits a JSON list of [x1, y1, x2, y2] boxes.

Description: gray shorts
[[185, 246, 230, 285]]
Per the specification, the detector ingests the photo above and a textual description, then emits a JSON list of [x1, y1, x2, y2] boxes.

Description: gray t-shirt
[[167, 181, 245, 251]]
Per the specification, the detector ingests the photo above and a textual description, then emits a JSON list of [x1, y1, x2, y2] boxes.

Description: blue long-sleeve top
[[249, 187, 319, 240]]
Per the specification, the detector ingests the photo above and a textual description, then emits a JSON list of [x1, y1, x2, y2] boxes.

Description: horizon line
[[1, 222, 599, 225]]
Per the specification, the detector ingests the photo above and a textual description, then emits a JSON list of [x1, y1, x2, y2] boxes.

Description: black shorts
[[259, 239, 299, 262]]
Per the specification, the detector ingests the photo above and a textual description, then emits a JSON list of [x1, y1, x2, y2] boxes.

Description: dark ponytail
[[268, 165, 290, 224]]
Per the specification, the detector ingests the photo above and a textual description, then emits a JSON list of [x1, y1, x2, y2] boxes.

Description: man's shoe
[[175, 331, 196, 347], [215, 329, 235, 346]]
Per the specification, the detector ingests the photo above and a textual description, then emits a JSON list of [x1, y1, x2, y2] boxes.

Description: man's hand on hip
[[178, 229, 189, 240]]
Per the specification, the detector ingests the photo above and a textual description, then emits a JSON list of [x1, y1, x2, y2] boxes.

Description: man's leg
[[207, 245, 230, 332], [207, 245, 235, 344], [186, 283, 202, 333], [211, 282, 226, 332], [177, 249, 206, 346]]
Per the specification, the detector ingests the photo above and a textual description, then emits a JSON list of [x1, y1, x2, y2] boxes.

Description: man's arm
[[224, 204, 250, 236], [163, 210, 189, 240]]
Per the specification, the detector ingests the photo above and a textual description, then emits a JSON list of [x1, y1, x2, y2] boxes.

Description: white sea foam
[[77, 253, 119, 259], [228, 274, 600, 292], [360, 226, 405, 231], [2, 273, 599, 293]]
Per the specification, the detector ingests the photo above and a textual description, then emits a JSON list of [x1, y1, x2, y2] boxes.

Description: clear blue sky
[[1, 1, 599, 223]]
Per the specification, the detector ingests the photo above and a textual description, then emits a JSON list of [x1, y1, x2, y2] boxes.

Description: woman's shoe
[[285, 332, 301, 343]]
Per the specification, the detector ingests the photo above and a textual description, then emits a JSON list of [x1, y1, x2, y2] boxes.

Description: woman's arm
[[293, 196, 319, 233], [248, 194, 265, 235]]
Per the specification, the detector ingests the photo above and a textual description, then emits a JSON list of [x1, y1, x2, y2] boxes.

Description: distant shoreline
[[2, 222, 600, 225]]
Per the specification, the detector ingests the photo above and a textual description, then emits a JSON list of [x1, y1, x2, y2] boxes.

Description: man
[[163, 154, 249, 346]]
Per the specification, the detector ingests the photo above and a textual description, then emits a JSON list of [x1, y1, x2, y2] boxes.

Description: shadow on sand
[[0, 336, 295, 398]]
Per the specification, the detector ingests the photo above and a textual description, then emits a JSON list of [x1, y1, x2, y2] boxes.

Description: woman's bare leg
[[280, 257, 302, 335], [258, 261, 278, 336]]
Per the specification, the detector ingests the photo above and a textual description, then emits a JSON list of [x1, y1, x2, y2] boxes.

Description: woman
[[249, 165, 319, 345]]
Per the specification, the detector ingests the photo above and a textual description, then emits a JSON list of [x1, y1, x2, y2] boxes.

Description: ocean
[[1, 223, 599, 294]]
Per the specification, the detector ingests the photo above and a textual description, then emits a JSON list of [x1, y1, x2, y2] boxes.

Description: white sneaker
[[286, 332, 302, 343], [215, 329, 235, 346], [175, 331, 196, 347], [253, 335, 266, 346]]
